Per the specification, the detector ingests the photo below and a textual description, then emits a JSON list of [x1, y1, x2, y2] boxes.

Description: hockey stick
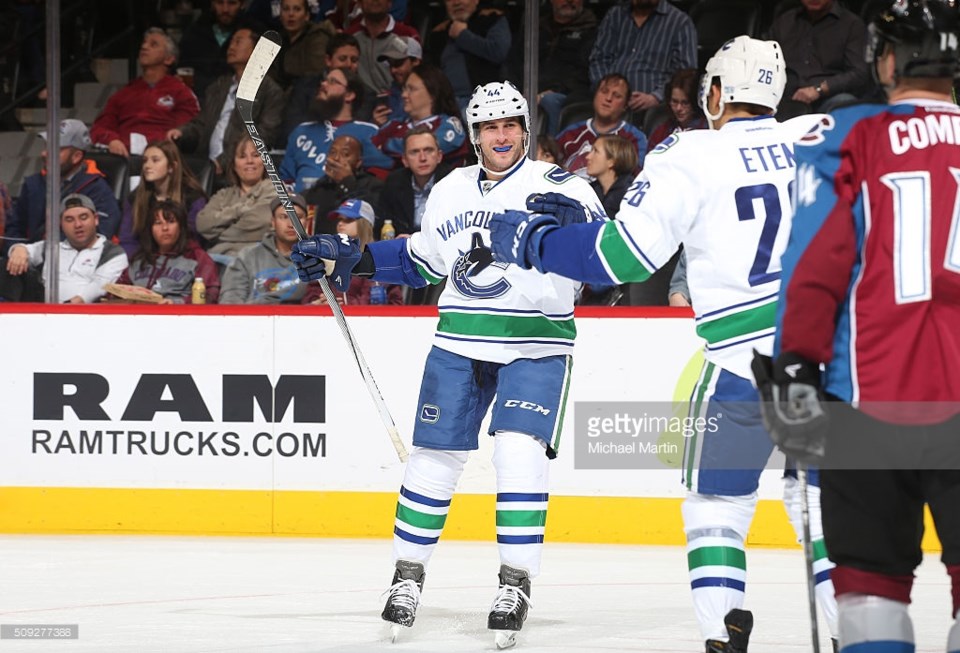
[[236, 31, 408, 462], [798, 464, 821, 653]]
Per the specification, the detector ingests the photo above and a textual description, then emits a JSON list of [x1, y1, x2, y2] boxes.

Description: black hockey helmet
[[867, 0, 960, 79]]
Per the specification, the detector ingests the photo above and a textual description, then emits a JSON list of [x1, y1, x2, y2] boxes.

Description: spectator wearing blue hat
[[304, 198, 403, 305]]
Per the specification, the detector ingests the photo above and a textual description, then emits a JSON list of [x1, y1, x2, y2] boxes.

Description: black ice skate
[[487, 564, 533, 650], [381, 560, 425, 642], [705, 608, 753, 653]]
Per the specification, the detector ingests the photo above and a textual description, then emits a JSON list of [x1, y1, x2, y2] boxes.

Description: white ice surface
[[0, 536, 952, 652]]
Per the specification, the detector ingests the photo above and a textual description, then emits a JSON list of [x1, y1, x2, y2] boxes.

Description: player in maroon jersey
[[754, 1, 960, 651]]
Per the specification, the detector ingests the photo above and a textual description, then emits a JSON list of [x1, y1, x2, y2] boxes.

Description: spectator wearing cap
[[371, 35, 423, 127], [90, 28, 200, 158], [0, 194, 128, 303], [3, 119, 122, 254], [346, 0, 421, 94], [219, 193, 316, 304], [304, 198, 403, 305], [303, 133, 385, 234], [196, 135, 277, 257]]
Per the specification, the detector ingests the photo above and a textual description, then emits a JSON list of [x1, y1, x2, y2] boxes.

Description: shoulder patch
[[797, 115, 835, 146], [650, 133, 680, 154], [545, 167, 574, 184]]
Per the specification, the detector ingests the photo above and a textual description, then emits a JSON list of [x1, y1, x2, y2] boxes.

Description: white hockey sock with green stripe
[[493, 431, 550, 578], [392, 447, 468, 566], [784, 475, 838, 637], [682, 492, 756, 641]]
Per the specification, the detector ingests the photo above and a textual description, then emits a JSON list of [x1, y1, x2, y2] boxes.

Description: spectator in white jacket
[[1, 194, 128, 303]]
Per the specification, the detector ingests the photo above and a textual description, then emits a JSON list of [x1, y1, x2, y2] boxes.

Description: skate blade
[[494, 630, 518, 649], [389, 624, 404, 643]]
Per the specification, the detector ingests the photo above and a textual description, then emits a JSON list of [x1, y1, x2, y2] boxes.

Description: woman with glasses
[[647, 68, 707, 151]]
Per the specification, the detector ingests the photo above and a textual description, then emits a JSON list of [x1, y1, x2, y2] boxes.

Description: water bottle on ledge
[[369, 282, 387, 305]]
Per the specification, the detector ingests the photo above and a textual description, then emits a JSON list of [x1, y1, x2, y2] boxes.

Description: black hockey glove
[[751, 350, 828, 465]]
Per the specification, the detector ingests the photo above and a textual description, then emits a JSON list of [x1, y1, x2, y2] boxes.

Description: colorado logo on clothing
[[157, 95, 175, 109], [797, 114, 835, 146]]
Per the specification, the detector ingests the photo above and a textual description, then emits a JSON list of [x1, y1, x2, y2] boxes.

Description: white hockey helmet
[[699, 35, 786, 126], [465, 80, 530, 146]]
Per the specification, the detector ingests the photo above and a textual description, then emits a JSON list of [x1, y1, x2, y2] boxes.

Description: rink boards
[[0, 305, 941, 551]]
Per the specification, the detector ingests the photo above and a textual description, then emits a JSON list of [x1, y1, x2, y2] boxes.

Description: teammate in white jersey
[[289, 80, 605, 649], [489, 37, 839, 652]]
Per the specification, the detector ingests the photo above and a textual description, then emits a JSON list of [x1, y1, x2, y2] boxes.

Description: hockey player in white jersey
[[289, 80, 605, 649], [488, 37, 839, 652]]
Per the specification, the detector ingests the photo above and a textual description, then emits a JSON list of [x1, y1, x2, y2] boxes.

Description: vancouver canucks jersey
[[407, 158, 605, 364], [620, 115, 826, 378], [553, 115, 825, 379]]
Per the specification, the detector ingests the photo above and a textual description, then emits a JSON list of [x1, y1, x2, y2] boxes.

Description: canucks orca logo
[[451, 232, 511, 299]]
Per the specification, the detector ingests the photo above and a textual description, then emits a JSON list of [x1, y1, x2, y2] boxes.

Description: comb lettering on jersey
[[888, 112, 960, 155], [738, 143, 796, 174]]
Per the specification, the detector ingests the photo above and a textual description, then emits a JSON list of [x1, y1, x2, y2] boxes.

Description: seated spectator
[[178, 0, 246, 100], [556, 73, 647, 179], [4, 119, 121, 252], [0, 194, 128, 303], [646, 68, 707, 151], [168, 26, 284, 178], [91, 28, 201, 158], [586, 134, 637, 219], [245, 0, 329, 29], [767, 0, 869, 114], [117, 200, 220, 304], [272, 0, 337, 90], [536, 134, 563, 166], [532, 0, 598, 136], [219, 193, 314, 304], [281, 33, 368, 140], [424, 0, 511, 111], [280, 68, 392, 192], [196, 135, 276, 257], [304, 134, 384, 234], [118, 140, 208, 257], [377, 126, 453, 237], [304, 199, 403, 304], [589, 0, 696, 113], [329, 0, 410, 29], [372, 35, 423, 127], [347, 0, 421, 94], [373, 63, 467, 166]]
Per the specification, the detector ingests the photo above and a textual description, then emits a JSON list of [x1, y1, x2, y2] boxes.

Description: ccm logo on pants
[[504, 400, 551, 416]]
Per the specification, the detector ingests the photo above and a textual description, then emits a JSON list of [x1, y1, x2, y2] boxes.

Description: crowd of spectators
[[0, 0, 883, 306]]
